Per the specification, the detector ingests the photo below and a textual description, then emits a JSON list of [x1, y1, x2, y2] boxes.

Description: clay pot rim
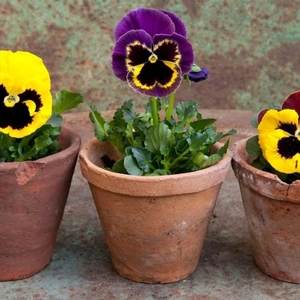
[[232, 137, 300, 186], [79, 137, 232, 196], [81, 137, 232, 181], [0, 125, 81, 169], [232, 137, 300, 202]]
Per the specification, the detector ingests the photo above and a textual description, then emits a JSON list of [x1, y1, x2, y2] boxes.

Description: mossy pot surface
[[80, 138, 231, 283], [232, 137, 300, 283], [0, 126, 81, 281]]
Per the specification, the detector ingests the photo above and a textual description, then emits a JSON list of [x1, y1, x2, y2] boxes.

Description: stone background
[[1, 0, 299, 112]]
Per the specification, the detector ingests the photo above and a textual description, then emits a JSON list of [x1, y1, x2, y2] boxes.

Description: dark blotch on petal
[[0, 84, 8, 99], [188, 67, 209, 82], [127, 62, 182, 97], [19, 89, 42, 112], [277, 136, 300, 159], [137, 60, 174, 87], [0, 87, 42, 130], [128, 44, 151, 66], [277, 121, 297, 135], [0, 84, 10, 129], [0, 101, 32, 130], [112, 30, 153, 81], [154, 40, 179, 62], [153, 33, 193, 75]]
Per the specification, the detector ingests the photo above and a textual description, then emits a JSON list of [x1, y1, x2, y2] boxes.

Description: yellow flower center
[[148, 53, 158, 63], [4, 94, 20, 107]]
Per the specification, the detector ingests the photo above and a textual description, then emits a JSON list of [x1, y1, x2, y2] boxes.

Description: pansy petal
[[112, 29, 153, 81], [127, 61, 182, 97], [260, 130, 300, 174], [161, 10, 187, 37], [257, 108, 269, 124], [153, 33, 194, 75], [0, 51, 51, 94], [0, 51, 52, 138], [258, 108, 300, 174], [114, 8, 175, 41], [258, 109, 298, 136], [282, 90, 300, 116]]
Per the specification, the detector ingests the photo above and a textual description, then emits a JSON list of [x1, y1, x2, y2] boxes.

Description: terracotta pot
[[0, 126, 81, 281], [79, 138, 231, 283], [232, 137, 300, 283]]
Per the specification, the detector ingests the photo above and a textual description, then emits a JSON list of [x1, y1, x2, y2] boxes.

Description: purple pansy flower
[[112, 8, 194, 97], [188, 67, 209, 82]]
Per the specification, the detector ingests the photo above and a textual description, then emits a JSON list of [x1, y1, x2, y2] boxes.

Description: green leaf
[[201, 154, 222, 169], [125, 120, 134, 141], [222, 129, 237, 137], [161, 97, 169, 113], [131, 147, 152, 172], [121, 100, 136, 122], [124, 155, 143, 175], [35, 135, 53, 150], [148, 169, 168, 176], [174, 141, 186, 156], [145, 123, 171, 154], [88, 103, 108, 141], [111, 100, 134, 135], [112, 159, 127, 174], [187, 133, 209, 152], [246, 135, 261, 158], [172, 123, 185, 134], [250, 113, 259, 128], [192, 152, 207, 167], [251, 158, 265, 170], [190, 118, 217, 131], [217, 139, 229, 157], [160, 145, 170, 156], [52, 90, 83, 114], [46, 113, 63, 127], [176, 101, 198, 123]]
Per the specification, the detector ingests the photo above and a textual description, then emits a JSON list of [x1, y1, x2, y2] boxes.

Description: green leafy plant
[[0, 90, 83, 162], [89, 98, 235, 175], [88, 8, 236, 175]]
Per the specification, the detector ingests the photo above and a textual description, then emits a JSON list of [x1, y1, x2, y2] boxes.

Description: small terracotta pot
[[79, 138, 231, 283], [232, 137, 300, 283], [0, 126, 81, 281]]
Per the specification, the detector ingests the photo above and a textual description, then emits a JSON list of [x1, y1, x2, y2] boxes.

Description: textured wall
[[1, 0, 299, 111]]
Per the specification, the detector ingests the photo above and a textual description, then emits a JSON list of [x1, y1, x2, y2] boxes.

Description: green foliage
[[90, 98, 236, 176], [246, 135, 300, 183], [0, 90, 83, 162], [52, 90, 83, 114]]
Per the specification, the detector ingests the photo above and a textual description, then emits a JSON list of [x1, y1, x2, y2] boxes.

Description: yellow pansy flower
[[258, 109, 300, 174], [0, 50, 52, 138]]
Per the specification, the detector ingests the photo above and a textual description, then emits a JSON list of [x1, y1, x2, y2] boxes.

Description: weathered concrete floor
[[1, 110, 300, 300]]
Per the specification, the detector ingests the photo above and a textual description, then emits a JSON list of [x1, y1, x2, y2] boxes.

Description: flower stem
[[166, 93, 175, 122], [151, 97, 159, 125], [169, 147, 190, 170]]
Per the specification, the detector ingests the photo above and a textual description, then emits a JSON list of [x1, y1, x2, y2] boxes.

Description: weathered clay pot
[[232, 137, 300, 283], [0, 126, 81, 281], [79, 138, 231, 283]]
